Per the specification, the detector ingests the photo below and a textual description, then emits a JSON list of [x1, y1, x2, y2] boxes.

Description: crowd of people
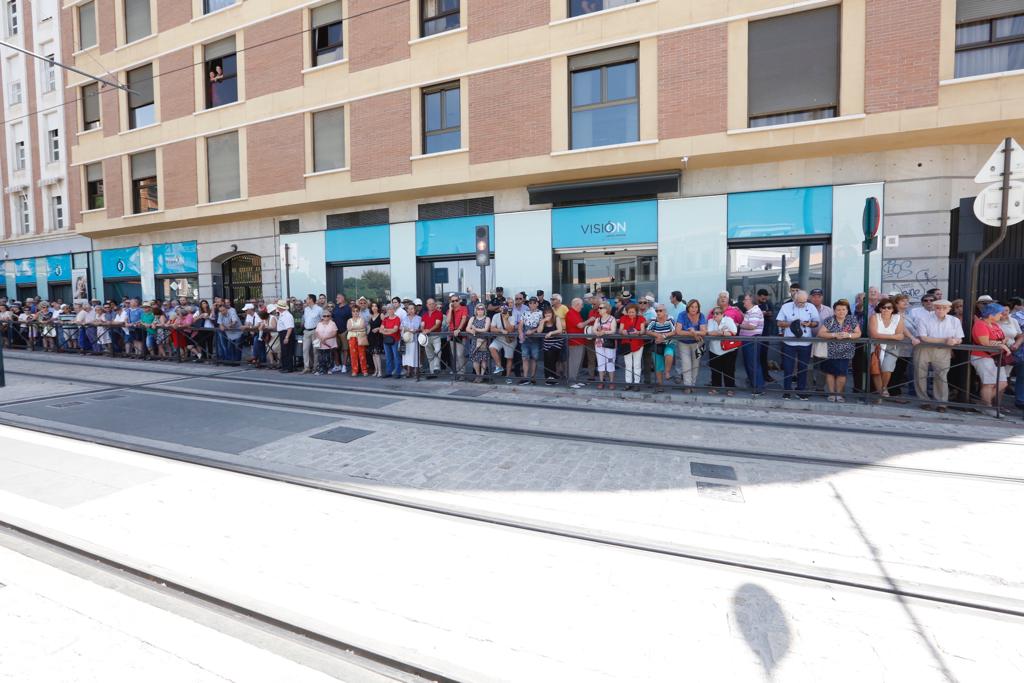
[[1, 284, 1022, 413]]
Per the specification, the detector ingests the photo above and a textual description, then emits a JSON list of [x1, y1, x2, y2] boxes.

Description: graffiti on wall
[[881, 259, 942, 302]]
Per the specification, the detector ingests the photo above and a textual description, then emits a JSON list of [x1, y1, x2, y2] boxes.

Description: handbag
[[812, 340, 829, 358], [869, 347, 881, 376], [312, 336, 321, 349], [722, 338, 742, 351]]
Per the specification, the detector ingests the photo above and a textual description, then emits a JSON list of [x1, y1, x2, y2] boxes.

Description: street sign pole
[[968, 137, 1015, 314], [861, 197, 880, 400]]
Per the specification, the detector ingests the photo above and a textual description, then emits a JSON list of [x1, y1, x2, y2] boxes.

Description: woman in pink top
[[314, 310, 339, 375], [716, 291, 744, 326]]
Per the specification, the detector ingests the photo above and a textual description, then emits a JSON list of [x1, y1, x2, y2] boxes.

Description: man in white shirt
[[271, 299, 296, 373], [300, 294, 323, 373], [777, 290, 820, 400], [915, 299, 962, 411]]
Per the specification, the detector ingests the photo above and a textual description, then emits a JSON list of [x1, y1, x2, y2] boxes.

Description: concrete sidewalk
[[0, 426, 1021, 681]]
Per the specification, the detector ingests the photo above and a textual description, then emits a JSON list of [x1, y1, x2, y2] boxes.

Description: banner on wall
[[100, 247, 141, 278], [46, 254, 72, 282], [153, 242, 199, 275], [72, 268, 89, 305], [551, 200, 658, 249], [14, 258, 36, 284]]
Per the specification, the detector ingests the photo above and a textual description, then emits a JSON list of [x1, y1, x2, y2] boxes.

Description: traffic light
[[475, 225, 490, 267]]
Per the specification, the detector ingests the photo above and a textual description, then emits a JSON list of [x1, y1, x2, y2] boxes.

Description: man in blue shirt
[[126, 298, 145, 357]]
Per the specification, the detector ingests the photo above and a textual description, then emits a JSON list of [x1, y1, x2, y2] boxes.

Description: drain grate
[[690, 462, 737, 481], [49, 401, 86, 409], [312, 426, 375, 444]]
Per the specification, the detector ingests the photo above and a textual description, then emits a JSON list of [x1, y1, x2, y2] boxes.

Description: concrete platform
[[0, 425, 1021, 681]]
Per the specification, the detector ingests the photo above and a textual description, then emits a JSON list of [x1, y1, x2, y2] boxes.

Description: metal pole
[[0, 40, 132, 93], [863, 239, 871, 400], [480, 265, 486, 311], [968, 137, 1013, 311]]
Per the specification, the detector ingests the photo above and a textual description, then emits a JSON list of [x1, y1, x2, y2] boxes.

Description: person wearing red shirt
[[420, 297, 444, 377], [380, 305, 403, 378], [619, 303, 646, 389], [566, 297, 589, 388], [447, 295, 469, 377], [971, 302, 1012, 408]]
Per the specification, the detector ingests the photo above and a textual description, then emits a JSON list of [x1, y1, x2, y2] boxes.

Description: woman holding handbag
[[592, 302, 618, 390], [675, 299, 706, 392], [464, 303, 492, 382], [706, 307, 739, 395], [618, 302, 646, 390], [347, 304, 370, 377], [868, 297, 905, 401], [314, 311, 338, 375]]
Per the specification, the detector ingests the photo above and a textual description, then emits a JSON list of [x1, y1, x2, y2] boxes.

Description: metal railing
[[3, 320, 1020, 417]]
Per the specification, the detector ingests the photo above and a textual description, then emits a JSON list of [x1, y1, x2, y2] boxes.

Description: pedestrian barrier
[[4, 319, 1020, 417]]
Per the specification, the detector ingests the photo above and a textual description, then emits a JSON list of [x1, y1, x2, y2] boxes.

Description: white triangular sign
[[975, 138, 1024, 183]]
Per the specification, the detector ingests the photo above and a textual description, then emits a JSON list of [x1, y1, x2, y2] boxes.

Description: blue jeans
[[384, 340, 401, 377], [1015, 361, 1024, 407], [782, 344, 811, 392], [253, 338, 267, 365], [741, 338, 763, 391]]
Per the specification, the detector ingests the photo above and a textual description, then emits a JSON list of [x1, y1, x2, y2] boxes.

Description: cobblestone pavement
[[2, 353, 1023, 606]]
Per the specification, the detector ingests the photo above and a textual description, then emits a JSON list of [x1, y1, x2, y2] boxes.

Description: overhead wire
[[0, 0, 410, 128]]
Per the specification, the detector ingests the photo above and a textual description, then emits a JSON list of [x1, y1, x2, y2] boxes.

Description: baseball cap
[[644, 295, 655, 303], [810, 288, 824, 296], [242, 303, 255, 311], [528, 296, 538, 303], [977, 294, 994, 303], [414, 298, 423, 306]]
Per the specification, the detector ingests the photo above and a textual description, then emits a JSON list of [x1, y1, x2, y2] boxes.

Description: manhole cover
[[312, 426, 375, 444], [690, 462, 737, 481], [696, 480, 744, 503], [49, 401, 86, 409]]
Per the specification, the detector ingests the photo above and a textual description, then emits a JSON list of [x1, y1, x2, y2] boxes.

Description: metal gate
[[221, 254, 263, 304]]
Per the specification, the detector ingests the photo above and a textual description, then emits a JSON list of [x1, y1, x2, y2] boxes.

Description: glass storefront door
[[104, 279, 142, 302], [557, 252, 657, 301], [48, 283, 72, 304], [725, 243, 826, 303], [417, 258, 494, 302], [159, 276, 199, 302]]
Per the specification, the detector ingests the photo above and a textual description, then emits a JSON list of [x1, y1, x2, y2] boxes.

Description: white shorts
[[489, 337, 516, 358], [970, 356, 1009, 385]]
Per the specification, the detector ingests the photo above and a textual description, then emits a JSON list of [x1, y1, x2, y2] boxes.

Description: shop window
[[955, 3, 1024, 78], [127, 64, 155, 129], [17, 193, 29, 233], [131, 150, 158, 214], [9, 80, 21, 105], [418, 258, 493, 303], [569, 44, 639, 149], [78, 1, 96, 49], [204, 0, 235, 14], [206, 131, 240, 202], [124, 0, 151, 44], [569, 0, 637, 18], [329, 263, 391, 302], [421, 0, 459, 37], [86, 162, 104, 210], [82, 82, 101, 130], [47, 128, 60, 162], [6, 0, 17, 36], [205, 36, 238, 109], [311, 1, 343, 66], [313, 107, 345, 172], [747, 6, 839, 128], [50, 195, 64, 230], [726, 244, 826, 304], [422, 81, 460, 154]]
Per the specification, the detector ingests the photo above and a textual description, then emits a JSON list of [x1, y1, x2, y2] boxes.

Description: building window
[[47, 128, 59, 162], [50, 195, 64, 230], [6, 0, 17, 36], [421, 0, 459, 37], [569, 44, 639, 150], [205, 36, 238, 109], [311, 1, 343, 66], [313, 107, 345, 171], [569, 0, 637, 18], [86, 162, 104, 210], [82, 82, 101, 130], [13, 139, 25, 170], [124, 0, 151, 44], [747, 6, 839, 128], [127, 64, 155, 128], [78, 1, 96, 49], [955, 6, 1024, 78], [206, 131, 240, 202], [42, 54, 56, 92], [131, 150, 158, 213], [204, 0, 235, 13], [422, 82, 460, 154], [17, 193, 29, 233], [9, 80, 21, 105]]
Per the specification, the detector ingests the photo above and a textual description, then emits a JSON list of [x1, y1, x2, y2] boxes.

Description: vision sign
[[552, 200, 657, 249]]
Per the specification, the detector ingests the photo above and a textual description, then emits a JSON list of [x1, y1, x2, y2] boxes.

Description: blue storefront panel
[[14, 258, 36, 284], [153, 241, 199, 275], [100, 247, 141, 277], [416, 215, 495, 257], [727, 186, 833, 239], [326, 225, 390, 262], [46, 254, 72, 281], [551, 200, 658, 249]]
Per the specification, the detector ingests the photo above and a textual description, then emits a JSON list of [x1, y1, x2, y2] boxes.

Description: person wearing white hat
[[270, 299, 296, 372], [401, 301, 422, 378]]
